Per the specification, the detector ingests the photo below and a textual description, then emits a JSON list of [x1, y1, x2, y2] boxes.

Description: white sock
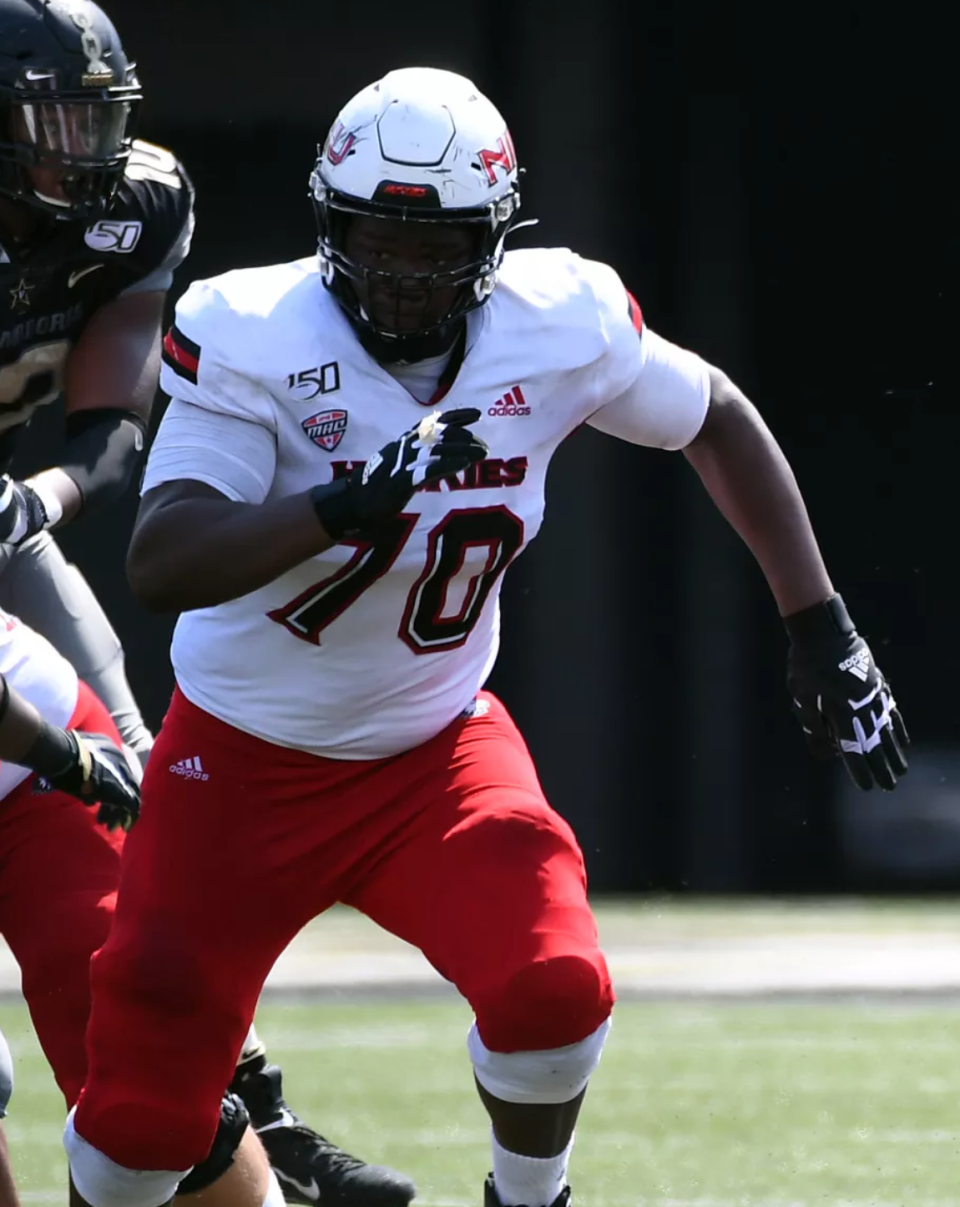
[[491, 1131, 573, 1207], [262, 1168, 285, 1207], [238, 1022, 266, 1066]]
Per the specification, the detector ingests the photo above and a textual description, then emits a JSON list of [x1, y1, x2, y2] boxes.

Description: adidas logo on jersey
[[170, 756, 209, 781], [838, 648, 871, 682], [488, 385, 530, 417]]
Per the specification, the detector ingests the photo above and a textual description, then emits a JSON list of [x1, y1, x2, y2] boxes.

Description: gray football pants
[[0, 532, 153, 769]]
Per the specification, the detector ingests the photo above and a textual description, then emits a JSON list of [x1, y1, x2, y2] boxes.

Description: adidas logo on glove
[[838, 649, 871, 682]]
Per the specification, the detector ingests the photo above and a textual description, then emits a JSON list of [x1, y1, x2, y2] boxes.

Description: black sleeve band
[[0, 675, 9, 725], [22, 719, 77, 780], [783, 592, 855, 646], [60, 408, 147, 517], [310, 478, 356, 541]]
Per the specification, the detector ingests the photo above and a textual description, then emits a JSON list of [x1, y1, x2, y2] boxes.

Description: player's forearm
[[127, 492, 339, 611], [0, 674, 43, 762], [26, 409, 147, 528], [0, 673, 77, 778], [0, 675, 118, 791], [683, 374, 834, 617]]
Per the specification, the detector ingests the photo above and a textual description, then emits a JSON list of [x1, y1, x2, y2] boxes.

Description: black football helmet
[[310, 67, 527, 365], [0, 0, 141, 222]]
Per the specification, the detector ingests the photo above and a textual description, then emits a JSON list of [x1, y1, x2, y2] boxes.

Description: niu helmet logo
[[488, 386, 530, 417], [326, 122, 357, 166], [477, 131, 517, 187], [303, 408, 349, 451]]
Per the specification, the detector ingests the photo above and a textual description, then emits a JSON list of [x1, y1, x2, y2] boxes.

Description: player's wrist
[[22, 474, 64, 530], [22, 720, 81, 784], [783, 593, 855, 647], [309, 480, 358, 542]]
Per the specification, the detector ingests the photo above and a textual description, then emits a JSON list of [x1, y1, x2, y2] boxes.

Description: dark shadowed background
[[16, 1, 955, 892]]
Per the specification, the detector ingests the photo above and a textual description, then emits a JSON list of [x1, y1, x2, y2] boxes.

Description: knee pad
[[474, 951, 614, 1054], [64, 1108, 191, 1207], [469, 1016, 611, 1105], [176, 1093, 249, 1195], [0, 1027, 12, 1118]]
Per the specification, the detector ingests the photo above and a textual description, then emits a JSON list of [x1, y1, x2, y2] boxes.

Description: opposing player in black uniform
[[0, 4, 415, 1206], [0, 5, 174, 769]]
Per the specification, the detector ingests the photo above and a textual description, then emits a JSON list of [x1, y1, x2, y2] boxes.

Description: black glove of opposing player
[[311, 408, 489, 540], [0, 476, 49, 547], [47, 731, 142, 832], [785, 593, 909, 791]]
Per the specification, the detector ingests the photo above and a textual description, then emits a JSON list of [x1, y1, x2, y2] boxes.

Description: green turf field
[[4, 994, 960, 1207]]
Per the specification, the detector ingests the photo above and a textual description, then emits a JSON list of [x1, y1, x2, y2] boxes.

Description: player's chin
[[370, 307, 438, 334], [366, 287, 456, 335], [27, 169, 72, 205]]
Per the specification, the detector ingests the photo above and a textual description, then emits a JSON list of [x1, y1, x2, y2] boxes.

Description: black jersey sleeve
[[84, 139, 195, 297]]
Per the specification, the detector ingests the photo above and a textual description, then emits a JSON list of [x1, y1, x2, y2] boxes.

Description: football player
[[0, 601, 139, 1207], [0, 624, 138, 1207], [0, 1044, 17, 1207], [0, 4, 415, 1205], [0, 612, 274, 1207], [65, 66, 909, 1207]]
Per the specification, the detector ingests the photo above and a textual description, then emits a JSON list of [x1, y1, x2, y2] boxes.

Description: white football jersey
[[0, 608, 78, 799], [148, 246, 710, 758]]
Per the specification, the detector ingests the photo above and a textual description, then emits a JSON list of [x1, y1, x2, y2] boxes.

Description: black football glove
[[311, 408, 489, 540], [0, 476, 50, 547], [785, 593, 909, 792], [47, 731, 142, 832]]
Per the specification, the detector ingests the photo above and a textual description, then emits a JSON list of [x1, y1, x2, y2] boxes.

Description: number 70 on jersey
[[269, 506, 524, 653]]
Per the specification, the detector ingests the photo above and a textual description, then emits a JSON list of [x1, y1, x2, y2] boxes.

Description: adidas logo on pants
[[169, 756, 209, 781]]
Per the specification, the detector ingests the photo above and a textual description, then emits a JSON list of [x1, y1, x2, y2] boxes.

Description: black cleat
[[230, 1057, 416, 1207], [483, 1174, 572, 1207]]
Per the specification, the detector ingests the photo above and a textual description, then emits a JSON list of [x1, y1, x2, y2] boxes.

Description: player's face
[[344, 215, 478, 335], [12, 101, 128, 208]]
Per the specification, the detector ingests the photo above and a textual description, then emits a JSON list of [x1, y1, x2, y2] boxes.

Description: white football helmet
[[309, 67, 526, 361]]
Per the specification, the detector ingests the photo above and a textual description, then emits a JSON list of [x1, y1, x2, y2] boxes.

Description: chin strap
[[355, 312, 468, 367]]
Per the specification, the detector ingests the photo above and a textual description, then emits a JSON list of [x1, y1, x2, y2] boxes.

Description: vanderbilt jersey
[[146, 247, 710, 759], [0, 140, 194, 469], [0, 607, 78, 800]]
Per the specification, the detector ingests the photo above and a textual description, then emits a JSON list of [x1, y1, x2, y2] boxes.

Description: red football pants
[[0, 681, 124, 1108], [76, 687, 613, 1170]]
